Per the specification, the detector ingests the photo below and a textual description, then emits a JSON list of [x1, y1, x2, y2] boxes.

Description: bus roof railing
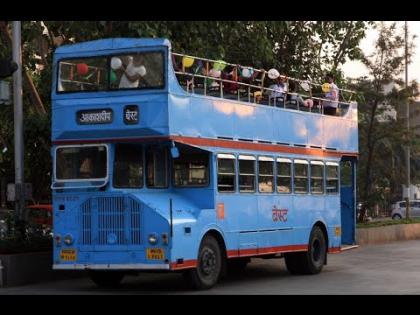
[[171, 52, 357, 116]]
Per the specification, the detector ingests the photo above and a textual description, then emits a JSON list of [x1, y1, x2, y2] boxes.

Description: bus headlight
[[148, 233, 158, 245], [63, 234, 74, 245]]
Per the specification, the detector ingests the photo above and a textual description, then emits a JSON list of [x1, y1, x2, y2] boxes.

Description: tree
[[355, 22, 419, 222]]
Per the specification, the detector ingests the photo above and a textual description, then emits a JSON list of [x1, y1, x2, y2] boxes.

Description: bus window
[[294, 160, 309, 194], [258, 157, 274, 193], [55, 145, 107, 181], [217, 154, 236, 192], [146, 147, 168, 188], [173, 149, 209, 187], [340, 160, 352, 187], [58, 57, 108, 92], [238, 155, 256, 193], [326, 162, 339, 194], [110, 52, 164, 90], [113, 143, 143, 188], [277, 158, 292, 193], [310, 161, 324, 194]]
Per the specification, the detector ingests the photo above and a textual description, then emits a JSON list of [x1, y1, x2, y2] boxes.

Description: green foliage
[[355, 22, 420, 222]]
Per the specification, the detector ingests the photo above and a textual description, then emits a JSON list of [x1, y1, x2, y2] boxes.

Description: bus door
[[340, 157, 356, 245]]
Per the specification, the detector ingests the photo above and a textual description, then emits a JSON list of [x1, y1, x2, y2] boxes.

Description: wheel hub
[[200, 248, 216, 275], [312, 239, 321, 262]]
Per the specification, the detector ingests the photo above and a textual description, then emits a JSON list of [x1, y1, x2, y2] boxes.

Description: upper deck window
[[55, 145, 107, 181], [57, 51, 164, 93]]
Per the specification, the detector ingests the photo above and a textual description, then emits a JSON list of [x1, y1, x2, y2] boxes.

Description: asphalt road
[[2, 240, 420, 294]]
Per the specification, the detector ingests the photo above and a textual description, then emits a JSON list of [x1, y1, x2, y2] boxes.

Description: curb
[[356, 223, 420, 245]]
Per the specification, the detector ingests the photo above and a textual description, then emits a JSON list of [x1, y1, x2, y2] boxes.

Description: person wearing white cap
[[267, 69, 288, 106]]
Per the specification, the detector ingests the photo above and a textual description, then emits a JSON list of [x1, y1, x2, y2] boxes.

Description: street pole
[[12, 21, 24, 225], [405, 21, 411, 219]]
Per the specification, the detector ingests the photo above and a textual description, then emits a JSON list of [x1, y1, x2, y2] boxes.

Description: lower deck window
[[146, 147, 168, 188], [310, 162, 324, 194], [239, 157, 256, 192], [55, 145, 107, 181], [259, 159, 274, 193], [217, 155, 236, 192], [277, 160, 292, 193], [326, 164, 339, 194], [113, 143, 143, 188], [294, 161, 308, 194], [173, 150, 209, 187]]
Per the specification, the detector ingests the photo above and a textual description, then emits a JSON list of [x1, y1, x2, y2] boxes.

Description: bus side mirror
[[170, 146, 180, 159]]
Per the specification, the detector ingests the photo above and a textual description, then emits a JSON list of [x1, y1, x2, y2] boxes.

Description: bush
[[0, 211, 52, 254]]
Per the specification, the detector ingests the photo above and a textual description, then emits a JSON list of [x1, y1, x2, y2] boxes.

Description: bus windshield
[[55, 145, 108, 181], [58, 51, 164, 93]]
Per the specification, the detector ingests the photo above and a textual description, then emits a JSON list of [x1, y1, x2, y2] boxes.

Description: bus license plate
[[146, 248, 164, 260], [60, 249, 77, 261]]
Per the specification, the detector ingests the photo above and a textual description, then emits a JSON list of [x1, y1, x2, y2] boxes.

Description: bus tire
[[184, 235, 222, 290], [88, 270, 125, 288], [284, 226, 326, 275]]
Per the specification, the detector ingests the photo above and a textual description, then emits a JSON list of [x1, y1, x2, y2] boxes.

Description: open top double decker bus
[[51, 38, 358, 289]]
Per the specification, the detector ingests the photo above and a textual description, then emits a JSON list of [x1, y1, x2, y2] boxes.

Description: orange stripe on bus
[[170, 136, 357, 158], [227, 244, 308, 258], [170, 245, 342, 270], [170, 259, 197, 270], [53, 135, 358, 158]]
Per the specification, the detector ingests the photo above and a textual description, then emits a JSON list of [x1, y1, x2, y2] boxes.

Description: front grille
[[80, 196, 142, 246]]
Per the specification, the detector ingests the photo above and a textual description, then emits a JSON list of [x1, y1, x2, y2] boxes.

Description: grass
[[357, 218, 420, 229]]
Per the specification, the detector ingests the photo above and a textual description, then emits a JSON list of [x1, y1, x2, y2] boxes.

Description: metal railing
[[172, 52, 356, 116]]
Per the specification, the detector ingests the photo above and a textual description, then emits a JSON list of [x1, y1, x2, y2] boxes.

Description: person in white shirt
[[119, 56, 147, 89], [269, 75, 288, 105], [323, 73, 339, 115]]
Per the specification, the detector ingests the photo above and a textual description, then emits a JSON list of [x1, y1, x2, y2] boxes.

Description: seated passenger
[[286, 81, 312, 109], [267, 70, 287, 106], [222, 65, 238, 95]]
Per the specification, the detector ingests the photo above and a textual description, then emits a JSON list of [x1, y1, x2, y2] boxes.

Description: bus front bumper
[[53, 263, 171, 270]]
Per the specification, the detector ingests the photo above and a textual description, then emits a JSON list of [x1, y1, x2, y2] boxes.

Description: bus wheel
[[227, 257, 250, 274], [184, 235, 222, 290], [284, 226, 326, 275], [88, 271, 125, 288]]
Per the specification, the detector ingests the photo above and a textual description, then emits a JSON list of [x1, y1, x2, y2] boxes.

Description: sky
[[342, 21, 420, 84]]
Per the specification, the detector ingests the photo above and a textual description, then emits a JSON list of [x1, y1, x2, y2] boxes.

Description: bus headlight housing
[[148, 233, 158, 245], [63, 234, 74, 245]]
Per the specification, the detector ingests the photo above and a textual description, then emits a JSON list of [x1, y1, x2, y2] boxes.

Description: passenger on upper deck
[[267, 69, 287, 105], [221, 65, 238, 95], [118, 55, 147, 89], [322, 73, 339, 116]]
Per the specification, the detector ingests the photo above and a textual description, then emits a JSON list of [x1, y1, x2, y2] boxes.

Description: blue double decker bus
[[51, 38, 358, 289]]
